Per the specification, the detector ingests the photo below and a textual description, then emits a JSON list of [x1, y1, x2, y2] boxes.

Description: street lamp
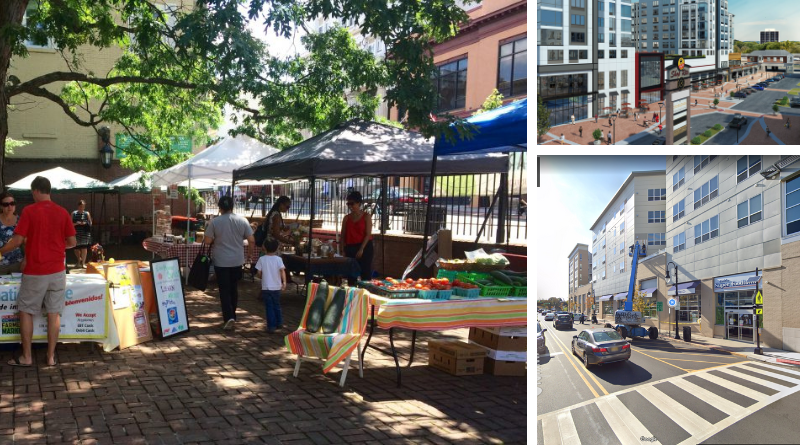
[[98, 126, 113, 169], [665, 261, 681, 340], [610, 113, 618, 145], [658, 102, 664, 125]]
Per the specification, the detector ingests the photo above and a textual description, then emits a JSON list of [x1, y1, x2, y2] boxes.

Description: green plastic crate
[[512, 285, 528, 297], [436, 269, 460, 281], [461, 277, 513, 297]]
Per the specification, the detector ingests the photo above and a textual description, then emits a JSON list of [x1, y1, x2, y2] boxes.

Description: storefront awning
[[598, 93, 607, 98], [610, 91, 619, 96], [621, 89, 630, 94], [614, 292, 628, 300], [668, 280, 701, 296], [599, 295, 613, 301], [641, 287, 658, 298]]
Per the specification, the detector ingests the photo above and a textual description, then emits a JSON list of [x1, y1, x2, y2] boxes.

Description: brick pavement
[[0, 277, 527, 445]]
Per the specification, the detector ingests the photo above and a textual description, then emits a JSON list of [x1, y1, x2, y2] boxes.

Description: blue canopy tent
[[417, 99, 527, 273]]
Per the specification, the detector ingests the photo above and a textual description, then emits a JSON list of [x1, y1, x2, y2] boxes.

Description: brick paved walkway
[[0, 278, 527, 445]]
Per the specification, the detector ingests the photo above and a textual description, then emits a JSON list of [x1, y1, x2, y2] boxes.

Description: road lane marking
[[654, 357, 746, 364], [539, 352, 563, 358], [630, 346, 739, 357], [541, 412, 563, 445], [716, 367, 789, 391], [677, 378, 745, 417], [739, 365, 800, 385], [637, 385, 711, 438], [597, 396, 660, 445], [557, 411, 581, 445], [748, 362, 800, 377], [548, 333, 600, 398], [630, 348, 690, 372], [551, 332, 609, 396], [685, 361, 753, 373], [693, 372, 769, 402]]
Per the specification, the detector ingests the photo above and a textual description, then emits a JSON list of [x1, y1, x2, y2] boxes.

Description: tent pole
[[307, 176, 315, 286], [380, 175, 388, 278], [420, 155, 438, 277], [117, 192, 122, 245], [185, 166, 192, 285]]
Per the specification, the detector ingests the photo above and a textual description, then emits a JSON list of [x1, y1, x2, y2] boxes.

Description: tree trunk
[[0, 1, 29, 190]]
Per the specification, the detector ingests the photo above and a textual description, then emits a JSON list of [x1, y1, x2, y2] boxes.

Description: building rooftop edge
[[568, 243, 590, 259], [590, 170, 666, 232]]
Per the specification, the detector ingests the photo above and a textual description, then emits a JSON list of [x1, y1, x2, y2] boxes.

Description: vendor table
[[281, 254, 361, 287], [142, 237, 259, 268], [361, 294, 527, 386], [0, 274, 119, 352]]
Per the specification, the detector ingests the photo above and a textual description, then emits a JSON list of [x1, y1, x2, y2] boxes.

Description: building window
[[622, 50, 628, 58], [620, 241, 624, 252], [620, 221, 624, 232], [434, 58, 468, 112], [673, 166, 685, 191], [23, 4, 53, 49], [621, 70, 628, 88], [571, 32, 586, 43], [673, 199, 685, 222], [673, 232, 686, 252], [693, 175, 719, 209], [620, 261, 625, 272], [679, 294, 701, 323], [610, 50, 617, 59], [641, 298, 656, 318], [598, 50, 605, 59], [648, 211, 666, 223], [571, 14, 586, 25], [737, 155, 762, 183], [571, 0, 586, 7], [598, 71, 605, 89], [648, 233, 666, 246], [787, 175, 800, 236], [539, 10, 563, 27], [737, 194, 762, 228], [539, 29, 563, 46], [693, 155, 717, 174], [498, 37, 526, 98], [648, 188, 666, 201], [694, 215, 720, 244], [602, 270, 606, 279], [716, 290, 755, 325]]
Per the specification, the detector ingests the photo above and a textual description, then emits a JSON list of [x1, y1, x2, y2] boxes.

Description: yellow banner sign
[[729, 53, 741, 61]]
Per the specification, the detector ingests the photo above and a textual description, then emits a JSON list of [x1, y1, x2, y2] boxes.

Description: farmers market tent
[[108, 170, 152, 193], [8, 167, 110, 193], [232, 119, 508, 181]]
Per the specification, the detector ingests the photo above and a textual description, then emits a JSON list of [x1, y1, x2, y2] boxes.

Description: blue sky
[[728, 0, 798, 42], [537, 155, 667, 301]]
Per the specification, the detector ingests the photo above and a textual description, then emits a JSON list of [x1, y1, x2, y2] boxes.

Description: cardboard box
[[485, 357, 527, 376], [469, 342, 527, 361], [428, 340, 486, 376], [468, 327, 527, 352], [479, 325, 527, 337]]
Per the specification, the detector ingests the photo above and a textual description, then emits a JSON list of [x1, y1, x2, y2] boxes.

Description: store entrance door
[[725, 310, 754, 343]]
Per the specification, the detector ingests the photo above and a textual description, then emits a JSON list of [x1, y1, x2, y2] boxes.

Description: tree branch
[[8, 72, 198, 97], [25, 87, 102, 128]]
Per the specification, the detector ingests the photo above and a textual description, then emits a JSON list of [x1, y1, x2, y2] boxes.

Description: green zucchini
[[490, 270, 514, 286], [321, 288, 347, 334], [502, 270, 527, 276], [306, 281, 329, 333]]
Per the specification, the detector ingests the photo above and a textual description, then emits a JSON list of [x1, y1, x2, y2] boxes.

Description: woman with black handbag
[[203, 196, 255, 330]]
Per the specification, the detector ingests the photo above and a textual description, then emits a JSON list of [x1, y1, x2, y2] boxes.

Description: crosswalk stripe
[[740, 365, 800, 385], [717, 367, 791, 392], [693, 372, 769, 402], [541, 412, 563, 445], [557, 411, 581, 445], [676, 379, 746, 417], [746, 361, 800, 377], [597, 396, 659, 445], [637, 385, 711, 438]]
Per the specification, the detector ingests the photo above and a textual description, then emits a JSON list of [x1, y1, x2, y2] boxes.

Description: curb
[[776, 358, 800, 366], [656, 335, 750, 358]]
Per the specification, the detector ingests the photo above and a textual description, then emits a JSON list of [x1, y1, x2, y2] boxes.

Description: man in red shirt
[[0, 176, 76, 367]]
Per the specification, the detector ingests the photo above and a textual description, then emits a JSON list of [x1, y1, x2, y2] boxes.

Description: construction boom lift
[[614, 241, 659, 340]]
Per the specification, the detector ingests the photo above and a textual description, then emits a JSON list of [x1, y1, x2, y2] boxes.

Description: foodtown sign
[[713, 272, 762, 292]]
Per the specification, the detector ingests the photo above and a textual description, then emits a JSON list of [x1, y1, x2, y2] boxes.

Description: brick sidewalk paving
[[0, 278, 527, 445]]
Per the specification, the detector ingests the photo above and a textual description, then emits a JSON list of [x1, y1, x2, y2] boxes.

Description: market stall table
[[142, 237, 259, 268], [360, 294, 527, 386], [0, 274, 119, 352], [281, 254, 361, 288]]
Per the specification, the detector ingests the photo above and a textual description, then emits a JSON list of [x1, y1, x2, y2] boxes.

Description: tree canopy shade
[[0, 0, 472, 188], [233, 120, 510, 181]]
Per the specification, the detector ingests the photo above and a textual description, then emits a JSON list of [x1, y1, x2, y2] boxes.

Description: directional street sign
[[656, 301, 663, 312], [755, 290, 763, 305]]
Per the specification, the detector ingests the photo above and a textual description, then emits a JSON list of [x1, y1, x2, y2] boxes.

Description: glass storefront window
[[678, 294, 700, 323], [544, 96, 589, 126], [603, 302, 614, 316], [641, 298, 657, 318], [715, 290, 755, 324]]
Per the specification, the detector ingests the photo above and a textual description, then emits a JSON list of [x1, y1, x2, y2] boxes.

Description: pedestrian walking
[[766, 126, 771, 137], [579, 126, 583, 138], [607, 131, 612, 145], [580, 313, 585, 325], [0, 176, 77, 368], [594, 114, 598, 123], [255, 239, 286, 334], [571, 114, 576, 125], [653, 112, 657, 121], [658, 124, 663, 135], [634, 113, 638, 121], [787, 118, 791, 129], [695, 99, 698, 106], [560, 133, 565, 145]]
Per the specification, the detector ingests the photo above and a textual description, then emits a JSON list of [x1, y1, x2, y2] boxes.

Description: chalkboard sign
[[150, 258, 190, 338]]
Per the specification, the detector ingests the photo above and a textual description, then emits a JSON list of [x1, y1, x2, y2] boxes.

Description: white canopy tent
[[8, 167, 109, 193]]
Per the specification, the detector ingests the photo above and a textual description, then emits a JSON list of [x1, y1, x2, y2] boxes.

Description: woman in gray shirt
[[203, 196, 255, 330]]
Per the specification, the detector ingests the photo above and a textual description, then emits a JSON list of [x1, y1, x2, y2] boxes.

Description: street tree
[[537, 96, 551, 141], [0, 0, 471, 188], [474, 89, 504, 115]]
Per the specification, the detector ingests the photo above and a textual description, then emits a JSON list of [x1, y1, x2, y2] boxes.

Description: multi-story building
[[596, 0, 636, 114], [631, 0, 736, 87], [567, 243, 592, 311], [663, 155, 800, 351], [742, 50, 791, 73], [760, 28, 780, 44], [537, 0, 592, 124], [590, 171, 667, 321]]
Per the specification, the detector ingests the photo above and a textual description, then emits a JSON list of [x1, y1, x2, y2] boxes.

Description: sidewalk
[[656, 332, 800, 367]]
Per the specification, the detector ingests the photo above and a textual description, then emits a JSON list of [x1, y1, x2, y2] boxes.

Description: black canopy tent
[[232, 119, 509, 280]]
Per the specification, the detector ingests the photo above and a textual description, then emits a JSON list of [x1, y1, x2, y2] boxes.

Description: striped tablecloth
[[142, 237, 259, 267], [367, 294, 528, 330]]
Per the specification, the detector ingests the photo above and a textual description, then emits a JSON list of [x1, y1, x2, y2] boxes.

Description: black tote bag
[[188, 242, 213, 291]]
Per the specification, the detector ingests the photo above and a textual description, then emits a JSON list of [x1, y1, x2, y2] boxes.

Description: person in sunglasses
[[0, 191, 24, 274], [340, 191, 373, 284]]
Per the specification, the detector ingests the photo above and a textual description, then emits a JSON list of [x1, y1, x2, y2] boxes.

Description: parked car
[[751, 85, 765, 91], [554, 314, 574, 330], [729, 113, 748, 129], [790, 98, 800, 108], [734, 92, 747, 99], [571, 328, 631, 368], [544, 312, 555, 321], [367, 187, 428, 215], [537, 322, 547, 354], [744, 88, 756, 94], [756, 83, 769, 88]]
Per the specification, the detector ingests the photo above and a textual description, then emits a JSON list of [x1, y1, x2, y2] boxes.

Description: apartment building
[[760, 28, 780, 44], [742, 50, 791, 73], [596, 0, 636, 114], [590, 171, 667, 320], [567, 243, 592, 311], [537, 0, 593, 124], [663, 155, 800, 351], [632, 0, 735, 86]]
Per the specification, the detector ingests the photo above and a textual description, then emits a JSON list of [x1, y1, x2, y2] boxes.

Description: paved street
[[536, 313, 800, 445]]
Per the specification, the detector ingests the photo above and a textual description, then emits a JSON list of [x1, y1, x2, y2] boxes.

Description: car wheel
[[571, 343, 576, 356], [649, 327, 658, 340], [583, 353, 591, 369], [618, 326, 628, 339]]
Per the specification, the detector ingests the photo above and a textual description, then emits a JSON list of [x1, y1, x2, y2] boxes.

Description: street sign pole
[[754, 267, 763, 355]]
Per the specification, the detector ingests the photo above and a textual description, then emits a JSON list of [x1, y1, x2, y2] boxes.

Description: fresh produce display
[[378, 277, 453, 291], [452, 279, 479, 289]]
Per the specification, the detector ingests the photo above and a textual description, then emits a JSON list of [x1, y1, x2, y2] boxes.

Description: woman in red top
[[340, 191, 373, 283]]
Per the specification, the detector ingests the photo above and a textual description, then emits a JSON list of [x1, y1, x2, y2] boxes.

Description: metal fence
[[203, 153, 527, 245]]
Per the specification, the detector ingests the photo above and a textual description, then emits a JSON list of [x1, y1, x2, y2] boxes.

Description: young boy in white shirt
[[255, 239, 286, 333]]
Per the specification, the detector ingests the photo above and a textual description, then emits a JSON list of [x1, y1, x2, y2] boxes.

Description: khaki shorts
[[17, 271, 67, 315]]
